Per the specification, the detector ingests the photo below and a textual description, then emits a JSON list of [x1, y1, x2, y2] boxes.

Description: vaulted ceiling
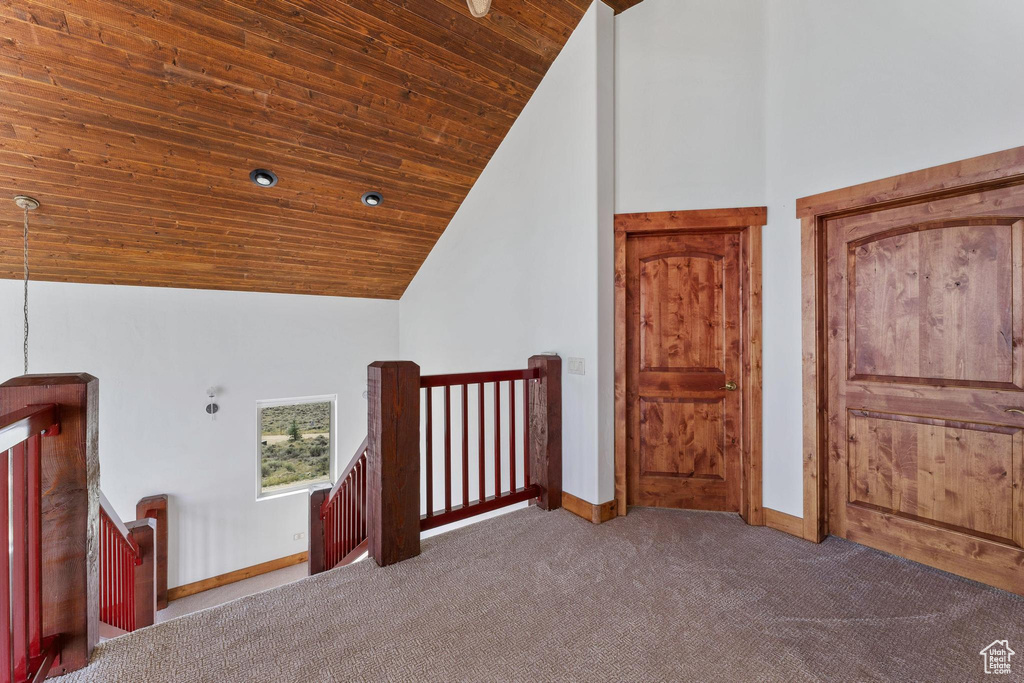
[[0, 0, 591, 298]]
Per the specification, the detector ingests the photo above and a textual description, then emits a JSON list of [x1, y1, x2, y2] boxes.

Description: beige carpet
[[60, 507, 1024, 682], [155, 562, 309, 623]]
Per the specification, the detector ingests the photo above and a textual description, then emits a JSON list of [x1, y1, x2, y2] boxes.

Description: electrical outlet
[[568, 357, 585, 376], [293, 532, 305, 541]]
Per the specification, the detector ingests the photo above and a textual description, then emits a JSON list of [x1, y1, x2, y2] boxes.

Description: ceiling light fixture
[[467, 0, 491, 17], [249, 169, 278, 187], [361, 191, 383, 207]]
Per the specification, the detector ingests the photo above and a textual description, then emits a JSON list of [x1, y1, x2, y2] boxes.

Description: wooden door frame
[[614, 207, 767, 523], [798, 145, 1024, 543]]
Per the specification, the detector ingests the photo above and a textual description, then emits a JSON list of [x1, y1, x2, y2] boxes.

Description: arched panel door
[[826, 187, 1024, 592], [626, 232, 744, 511]]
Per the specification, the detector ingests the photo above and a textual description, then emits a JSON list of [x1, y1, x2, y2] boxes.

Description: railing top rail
[[420, 367, 539, 388], [324, 436, 368, 505], [99, 490, 141, 556], [0, 403, 57, 453]]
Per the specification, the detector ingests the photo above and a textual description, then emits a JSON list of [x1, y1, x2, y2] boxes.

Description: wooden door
[[825, 186, 1024, 593], [625, 231, 744, 511]]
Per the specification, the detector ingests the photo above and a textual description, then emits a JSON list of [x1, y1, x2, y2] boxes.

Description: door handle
[[1006, 408, 1024, 416], [722, 381, 738, 391]]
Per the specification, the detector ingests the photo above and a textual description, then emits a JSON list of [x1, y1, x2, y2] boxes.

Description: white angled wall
[[0, 280, 398, 587], [399, 2, 616, 505]]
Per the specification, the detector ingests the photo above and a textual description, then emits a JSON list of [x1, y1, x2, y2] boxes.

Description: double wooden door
[[824, 187, 1024, 592], [625, 229, 748, 512]]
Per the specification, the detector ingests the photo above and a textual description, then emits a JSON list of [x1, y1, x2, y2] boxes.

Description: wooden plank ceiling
[[0, 0, 591, 298], [602, 0, 645, 13]]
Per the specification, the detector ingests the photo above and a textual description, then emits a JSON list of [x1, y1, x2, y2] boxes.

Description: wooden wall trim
[[167, 551, 308, 602], [613, 207, 766, 522], [797, 145, 1024, 218], [763, 508, 804, 539], [615, 207, 767, 233], [562, 492, 617, 524], [798, 145, 1024, 544]]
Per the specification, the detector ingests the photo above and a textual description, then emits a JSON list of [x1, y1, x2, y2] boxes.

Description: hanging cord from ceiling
[[14, 195, 39, 375]]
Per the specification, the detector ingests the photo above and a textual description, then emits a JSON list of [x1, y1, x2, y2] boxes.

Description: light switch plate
[[568, 357, 585, 375]]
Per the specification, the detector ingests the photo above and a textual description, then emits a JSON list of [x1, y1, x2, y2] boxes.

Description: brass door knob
[[722, 381, 738, 391]]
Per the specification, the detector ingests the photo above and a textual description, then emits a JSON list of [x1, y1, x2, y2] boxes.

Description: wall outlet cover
[[568, 357, 585, 375]]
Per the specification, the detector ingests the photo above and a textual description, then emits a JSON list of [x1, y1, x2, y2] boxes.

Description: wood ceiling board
[[602, 0, 646, 14], [0, 0, 589, 298]]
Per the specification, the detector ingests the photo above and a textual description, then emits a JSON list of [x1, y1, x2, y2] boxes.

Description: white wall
[[399, 2, 616, 504], [615, 0, 766, 214], [0, 280, 398, 587], [761, 0, 1024, 515]]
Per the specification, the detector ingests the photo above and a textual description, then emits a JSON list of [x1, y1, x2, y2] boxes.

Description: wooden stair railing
[[0, 403, 61, 683], [309, 354, 561, 574], [0, 374, 168, 678], [309, 438, 368, 575], [98, 493, 158, 634]]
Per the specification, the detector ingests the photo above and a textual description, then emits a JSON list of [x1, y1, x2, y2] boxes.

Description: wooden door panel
[[847, 411, 1020, 544], [639, 253, 725, 372], [627, 231, 743, 512], [849, 222, 1020, 387], [639, 398, 724, 479], [826, 182, 1024, 593]]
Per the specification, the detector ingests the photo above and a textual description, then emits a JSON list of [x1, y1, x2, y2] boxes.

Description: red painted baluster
[[117, 544, 124, 630], [493, 382, 501, 498], [333, 497, 339, 567], [326, 503, 334, 569], [123, 544, 129, 630], [461, 385, 469, 507], [477, 383, 485, 503], [443, 385, 452, 512], [130, 547, 137, 632], [425, 388, 433, 517], [12, 442, 28, 681], [345, 484, 352, 557], [27, 435, 41, 655], [1, 448, 11, 683], [98, 516, 104, 624], [523, 379, 531, 487], [509, 381, 516, 491], [115, 540, 122, 629], [360, 456, 367, 542], [354, 462, 360, 550]]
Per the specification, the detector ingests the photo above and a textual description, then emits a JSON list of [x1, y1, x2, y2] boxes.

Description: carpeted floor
[[60, 507, 1024, 682], [155, 561, 309, 623]]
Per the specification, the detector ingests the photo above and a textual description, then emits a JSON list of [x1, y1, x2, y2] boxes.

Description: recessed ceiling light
[[249, 169, 278, 187], [361, 191, 383, 207]]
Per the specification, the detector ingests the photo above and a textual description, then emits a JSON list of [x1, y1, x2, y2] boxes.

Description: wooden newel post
[[0, 373, 99, 677], [307, 485, 329, 576], [367, 361, 420, 567], [529, 355, 562, 510], [126, 519, 156, 628], [135, 494, 168, 610]]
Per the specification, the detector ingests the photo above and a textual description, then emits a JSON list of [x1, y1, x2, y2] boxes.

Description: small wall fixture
[[361, 191, 383, 207], [249, 169, 278, 187], [206, 387, 220, 420]]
